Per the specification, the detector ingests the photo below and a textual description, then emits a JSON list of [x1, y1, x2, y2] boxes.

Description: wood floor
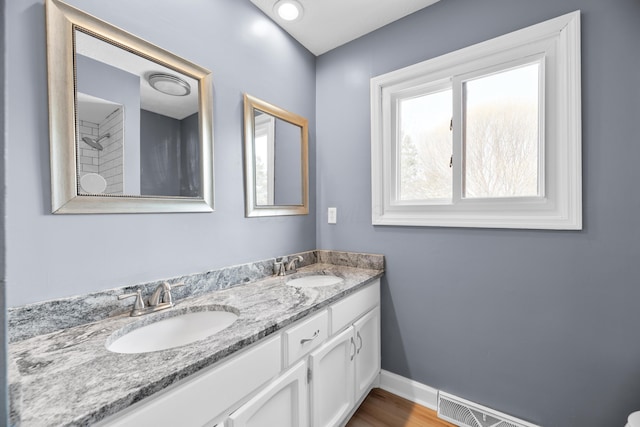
[[346, 388, 457, 427]]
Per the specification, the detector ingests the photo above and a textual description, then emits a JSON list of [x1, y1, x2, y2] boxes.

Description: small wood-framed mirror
[[46, 0, 214, 213], [243, 94, 309, 217]]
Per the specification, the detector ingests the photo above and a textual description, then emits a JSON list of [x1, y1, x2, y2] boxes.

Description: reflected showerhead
[[81, 133, 110, 151], [82, 136, 103, 150]]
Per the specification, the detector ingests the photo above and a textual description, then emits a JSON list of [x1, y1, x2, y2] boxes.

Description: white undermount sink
[[287, 275, 343, 288], [106, 309, 239, 354]]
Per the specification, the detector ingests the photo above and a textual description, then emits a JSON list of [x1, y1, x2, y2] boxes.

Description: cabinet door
[[309, 327, 355, 427], [354, 307, 380, 400], [98, 336, 282, 427], [228, 360, 308, 427]]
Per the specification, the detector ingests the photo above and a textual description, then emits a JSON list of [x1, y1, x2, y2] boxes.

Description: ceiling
[[249, 0, 441, 56], [75, 31, 199, 121]]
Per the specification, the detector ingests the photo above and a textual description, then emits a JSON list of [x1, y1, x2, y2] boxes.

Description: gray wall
[[1, 0, 6, 421], [274, 118, 303, 205], [5, 0, 316, 306], [316, 1, 640, 426]]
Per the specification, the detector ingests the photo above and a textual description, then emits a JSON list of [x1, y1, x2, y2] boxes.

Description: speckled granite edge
[[8, 357, 21, 427], [8, 251, 315, 343], [8, 250, 383, 343], [9, 263, 384, 426], [317, 249, 384, 270]]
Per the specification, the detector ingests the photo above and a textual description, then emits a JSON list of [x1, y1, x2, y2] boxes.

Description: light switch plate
[[328, 207, 337, 224]]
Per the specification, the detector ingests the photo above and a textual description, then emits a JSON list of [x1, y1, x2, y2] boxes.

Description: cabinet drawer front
[[330, 280, 380, 335], [285, 309, 328, 365], [100, 335, 282, 427]]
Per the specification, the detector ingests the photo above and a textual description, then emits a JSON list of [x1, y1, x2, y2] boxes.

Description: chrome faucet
[[118, 282, 185, 317], [274, 255, 304, 276], [149, 282, 176, 306], [286, 256, 303, 273], [274, 257, 288, 276]]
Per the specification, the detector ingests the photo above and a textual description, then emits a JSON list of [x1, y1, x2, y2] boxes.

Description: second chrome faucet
[[274, 255, 303, 276], [118, 282, 185, 317]]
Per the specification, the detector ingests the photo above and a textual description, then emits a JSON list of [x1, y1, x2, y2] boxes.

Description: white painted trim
[[378, 370, 439, 411], [371, 10, 582, 230], [438, 391, 541, 427]]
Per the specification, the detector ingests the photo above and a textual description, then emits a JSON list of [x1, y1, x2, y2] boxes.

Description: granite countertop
[[8, 262, 383, 426]]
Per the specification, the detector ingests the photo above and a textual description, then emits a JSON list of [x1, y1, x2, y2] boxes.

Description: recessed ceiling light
[[148, 73, 191, 96], [274, 0, 303, 21]]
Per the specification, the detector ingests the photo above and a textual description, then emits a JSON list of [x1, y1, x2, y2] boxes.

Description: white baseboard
[[378, 370, 439, 411]]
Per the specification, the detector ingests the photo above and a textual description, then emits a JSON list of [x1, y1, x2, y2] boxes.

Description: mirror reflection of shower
[[76, 91, 125, 195], [82, 133, 109, 151]]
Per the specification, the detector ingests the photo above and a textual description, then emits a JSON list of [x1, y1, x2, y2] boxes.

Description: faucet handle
[[118, 290, 145, 313], [169, 282, 185, 290]]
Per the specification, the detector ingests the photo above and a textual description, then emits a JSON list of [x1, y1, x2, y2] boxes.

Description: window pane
[[254, 133, 269, 205], [398, 89, 452, 201], [464, 63, 540, 198]]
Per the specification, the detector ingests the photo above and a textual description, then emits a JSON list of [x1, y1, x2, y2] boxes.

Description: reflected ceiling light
[[274, 0, 303, 21], [148, 73, 191, 96]]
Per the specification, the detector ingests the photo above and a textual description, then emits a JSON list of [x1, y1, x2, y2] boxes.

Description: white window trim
[[371, 11, 581, 230]]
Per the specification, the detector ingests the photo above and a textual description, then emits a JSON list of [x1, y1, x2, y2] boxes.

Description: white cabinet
[[309, 328, 355, 427], [228, 360, 308, 427], [330, 283, 379, 335], [284, 310, 329, 366], [99, 280, 381, 427], [354, 307, 380, 400], [309, 289, 381, 427], [98, 336, 282, 427]]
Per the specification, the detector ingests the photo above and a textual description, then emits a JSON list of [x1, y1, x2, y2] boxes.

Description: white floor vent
[[437, 391, 540, 427]]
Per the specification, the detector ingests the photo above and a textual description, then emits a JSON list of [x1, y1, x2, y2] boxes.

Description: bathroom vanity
[[8, 251, 383, 426], [101, 279, 379, 427]]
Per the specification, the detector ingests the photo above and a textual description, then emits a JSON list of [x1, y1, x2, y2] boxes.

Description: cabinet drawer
[[330, 280, 380, 334], [99, 335, 282, 427], [285, 310, 328, 365]]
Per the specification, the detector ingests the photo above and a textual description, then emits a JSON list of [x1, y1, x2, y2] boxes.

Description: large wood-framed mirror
[[46, 0, 214, 213], [243, 94, 309, 217]]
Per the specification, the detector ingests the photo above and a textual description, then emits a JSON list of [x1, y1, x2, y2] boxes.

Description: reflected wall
[[140, 110, 200, 197]]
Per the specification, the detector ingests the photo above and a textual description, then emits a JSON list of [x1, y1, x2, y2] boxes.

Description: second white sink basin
[[106, 309, 238, 354], [287, 275, 343, 288]]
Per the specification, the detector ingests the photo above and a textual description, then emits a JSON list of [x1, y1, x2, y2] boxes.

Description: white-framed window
[[371, 11, 581, 229]]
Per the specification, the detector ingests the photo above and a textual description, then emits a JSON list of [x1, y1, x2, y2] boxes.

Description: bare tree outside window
[[464, 63, 540, 198], [254, 134, 269, 205], [397, 63, 539, 202], [398, 89, 452, 201], [399, 122, 452, 201]]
